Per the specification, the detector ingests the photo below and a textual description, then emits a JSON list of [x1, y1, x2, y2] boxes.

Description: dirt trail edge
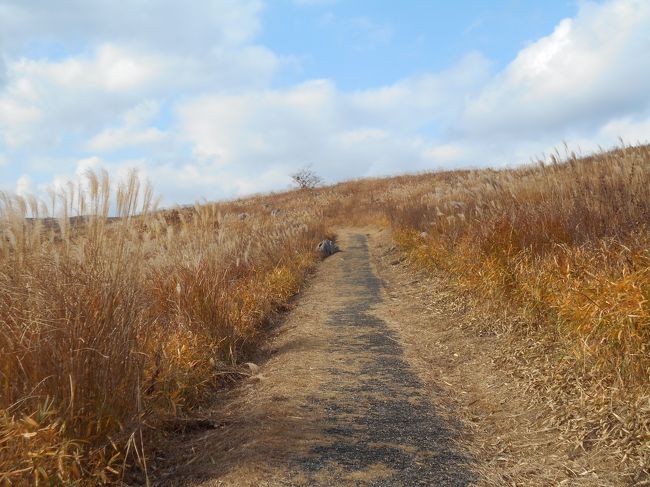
[[158, 228, 475, 486]]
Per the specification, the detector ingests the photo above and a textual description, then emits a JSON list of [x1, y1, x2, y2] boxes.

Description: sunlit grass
[[387, 145, 650, 387], [382, 145, 650, 471], [0, 171, 325, 484], [1, 143, 648, 483]]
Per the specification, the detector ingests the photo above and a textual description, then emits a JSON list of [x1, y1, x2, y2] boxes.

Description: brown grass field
[[1, 144, 648, 484]]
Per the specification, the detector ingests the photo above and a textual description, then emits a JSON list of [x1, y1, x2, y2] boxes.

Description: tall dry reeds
[[2, 143, 648, 483], [384, 145, 650, 385], [380, 144, 650, 470], [0, 171, 325, 484]]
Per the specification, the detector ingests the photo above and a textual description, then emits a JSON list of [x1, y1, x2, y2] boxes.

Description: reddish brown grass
[[379, 145, 650, 474]]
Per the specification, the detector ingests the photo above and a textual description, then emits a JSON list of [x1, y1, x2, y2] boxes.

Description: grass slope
[[1, 144, 648, 483]]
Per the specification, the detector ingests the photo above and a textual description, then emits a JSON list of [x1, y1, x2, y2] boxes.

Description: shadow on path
[[294, 233, 475, 486]]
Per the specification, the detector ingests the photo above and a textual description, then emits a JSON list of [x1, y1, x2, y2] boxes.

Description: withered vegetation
[[0, 170, 326, 484], [1, 143, 648, 484]]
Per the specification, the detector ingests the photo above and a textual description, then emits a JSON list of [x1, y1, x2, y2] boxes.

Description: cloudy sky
[[1, 0, 649, 204]]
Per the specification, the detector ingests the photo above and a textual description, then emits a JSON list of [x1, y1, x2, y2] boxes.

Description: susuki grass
[[1, 143, 649, 483], [378, 144, 650, 473], [0, 170, 325, 484], [383, 145, 650, 385]]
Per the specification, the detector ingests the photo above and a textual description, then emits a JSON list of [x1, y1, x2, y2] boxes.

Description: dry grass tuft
[[381, 145, 650, 478], [0, 171, 326, 484]]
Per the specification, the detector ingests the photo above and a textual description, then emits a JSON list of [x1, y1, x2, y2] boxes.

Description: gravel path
[[163, 230, 475, 486], [294, 233, 474, 485]]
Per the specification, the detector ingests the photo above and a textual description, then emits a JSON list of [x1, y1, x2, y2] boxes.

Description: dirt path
[[157, 228, 475, 486], [154, 226, 627, 486]]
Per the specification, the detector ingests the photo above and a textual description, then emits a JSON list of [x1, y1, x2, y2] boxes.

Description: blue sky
[[262, 1, 577, 89], [1, 0, 649, 205]]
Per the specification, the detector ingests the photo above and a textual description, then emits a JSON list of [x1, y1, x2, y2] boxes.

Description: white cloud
[[12, 44, 162, 94], [597, 115, 650, 147], [0, 3, 279, 151], [0, 97, 41, 146], [0, 41, 281, 146], [348, 52, 490, 129], [161, 0, 650, 200], [87, 101, 166, 152], [0, 0, 286, 203], [15, 174, 33, 196], [2, 0, 650, 206], [461, 0, 650, 137], [175, 54, 490, 189], [74, 156, 103, 177], [423, 144, 466, 163], [88, 127, 166, 153], [0, 0, 264, 54], [0, 45, 167, 147]]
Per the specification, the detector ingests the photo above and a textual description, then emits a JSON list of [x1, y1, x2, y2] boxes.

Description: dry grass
[[376, 144, 650, 479], [2, 143, 649, 483], [256, 146, 648, 481], [0, 171, 326, 484]]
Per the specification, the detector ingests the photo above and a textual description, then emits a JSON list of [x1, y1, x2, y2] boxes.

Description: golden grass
[[1, 143, 649, 483], [385, 145, 650, 386], [0, 170, 326, 484], [378, 145, 650, 473]]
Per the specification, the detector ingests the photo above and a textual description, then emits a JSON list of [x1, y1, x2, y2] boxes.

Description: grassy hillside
[[388, 144, 650, 385], [0, 171, 327, 484], [1, 144, 648, 483], [377, 145, 650, 474]]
